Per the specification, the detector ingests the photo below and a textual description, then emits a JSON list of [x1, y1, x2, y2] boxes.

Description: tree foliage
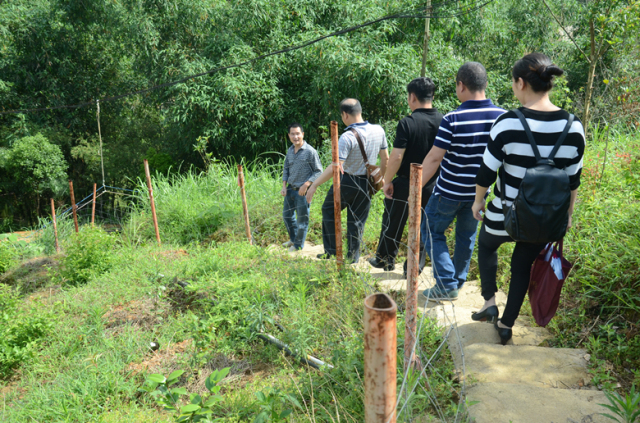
[[0, 0, 638, 223]]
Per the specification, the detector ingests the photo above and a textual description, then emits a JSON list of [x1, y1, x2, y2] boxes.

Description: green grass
[[546, 126, 640, 390], [1, 239, 456, 422], [4, 125, 640, 421]]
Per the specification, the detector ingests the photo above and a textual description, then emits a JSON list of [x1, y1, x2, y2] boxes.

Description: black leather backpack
[[501, 109, 574, 244]]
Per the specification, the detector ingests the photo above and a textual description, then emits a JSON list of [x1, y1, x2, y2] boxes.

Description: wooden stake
[[364, 293, 397, 423], [144, 160, 161, 246], [237, 165, 252, 244], [50, 198, 60, 253], [91, 183, 97, 226], [331, 121, 343, 270], [68, 180, 79, 233], [404, 163, 422, 371]]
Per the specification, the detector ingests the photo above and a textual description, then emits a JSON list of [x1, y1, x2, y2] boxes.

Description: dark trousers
[[375, 177, 435, 271], [477, 224, 546, 327], [321, 174, 371, 262]]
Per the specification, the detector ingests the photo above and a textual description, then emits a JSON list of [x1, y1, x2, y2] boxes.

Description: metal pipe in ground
[[364, 293, 397, 423], [144, 160, 161, 246], [68, 180, 79, 233], [330, 121, 343, 269], [50, 198, 60, 253], [404, 163, 423, 371], [91, 183, 97, 226], [237, 165, 252, 245]]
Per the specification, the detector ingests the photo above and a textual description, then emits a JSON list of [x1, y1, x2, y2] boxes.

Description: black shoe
[[368, 257, 395, 271], [316, 253, 333, 260], [471, 305, 499, 323], [494, 319, 512, 346]]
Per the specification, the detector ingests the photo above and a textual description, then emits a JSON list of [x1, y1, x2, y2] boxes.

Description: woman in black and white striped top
[[470, 53, 585, 343]]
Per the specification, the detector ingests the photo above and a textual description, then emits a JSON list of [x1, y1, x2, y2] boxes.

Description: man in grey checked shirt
[[306, 99, 389, 263], [281, 123, 322, 251]]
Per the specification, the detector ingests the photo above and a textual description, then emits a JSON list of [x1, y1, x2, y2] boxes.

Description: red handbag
[[528, 239, 573, 327]]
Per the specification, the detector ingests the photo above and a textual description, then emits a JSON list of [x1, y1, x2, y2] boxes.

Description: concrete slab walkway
[[284, 243, 609, 422]]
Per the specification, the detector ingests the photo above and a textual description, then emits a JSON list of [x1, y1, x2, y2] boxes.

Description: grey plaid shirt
[[339, 121, 388, 175], [282, 142, 322, 188]]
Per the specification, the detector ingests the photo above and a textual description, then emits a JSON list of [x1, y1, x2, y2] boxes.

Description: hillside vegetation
[[0, 125, 639, 421]]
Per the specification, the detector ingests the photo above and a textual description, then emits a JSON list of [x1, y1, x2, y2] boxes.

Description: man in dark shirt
[[368, 77, 443, 273]]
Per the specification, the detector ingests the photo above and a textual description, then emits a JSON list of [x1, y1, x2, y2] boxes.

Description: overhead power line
[[0, 0, 494, 115]]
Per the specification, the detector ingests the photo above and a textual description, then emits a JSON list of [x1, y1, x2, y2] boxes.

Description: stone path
[[286, 242, 610, 423]]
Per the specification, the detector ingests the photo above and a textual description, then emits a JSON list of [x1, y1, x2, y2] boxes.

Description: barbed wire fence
[[240, 123, 471, 422]]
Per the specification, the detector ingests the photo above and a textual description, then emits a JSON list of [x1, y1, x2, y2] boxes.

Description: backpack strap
[[513, 109, 541, 162], [548, 114, 575, 161], [350, 128, 370, 167], [514, 109, 575, 162]]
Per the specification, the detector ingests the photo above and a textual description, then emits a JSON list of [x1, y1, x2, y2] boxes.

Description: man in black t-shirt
[[369, 77, 443, 273]]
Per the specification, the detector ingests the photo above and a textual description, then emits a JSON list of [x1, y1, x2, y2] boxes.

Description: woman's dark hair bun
[[539, 65, 564, 82], [512, 53, 564, 93]]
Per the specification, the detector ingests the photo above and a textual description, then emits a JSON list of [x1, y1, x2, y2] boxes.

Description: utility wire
[[0, 0, 494, 115]]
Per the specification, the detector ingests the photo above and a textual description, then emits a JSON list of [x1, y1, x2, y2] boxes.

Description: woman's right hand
[[472, 200, 486, 221]]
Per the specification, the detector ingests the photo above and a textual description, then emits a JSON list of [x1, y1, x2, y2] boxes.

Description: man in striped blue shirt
[[419, 62, 505, 300]]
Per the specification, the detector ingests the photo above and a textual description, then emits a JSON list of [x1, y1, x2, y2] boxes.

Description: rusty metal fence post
[[91, 183, 97, 226], [237, 165, 252, 245], [404, 163, 423, 371], [50, 198, 60, 253], [364, 293, 397, 423], [144, 160, 161, 246], [330, 121, 343, 269], [68, 180, 79, 233]]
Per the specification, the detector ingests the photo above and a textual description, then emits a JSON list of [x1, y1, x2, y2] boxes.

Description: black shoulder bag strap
[[350, 128, 370, 168], [501, 110, 575, 207]]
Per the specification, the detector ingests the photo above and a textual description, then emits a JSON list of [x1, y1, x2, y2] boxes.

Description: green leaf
[[279, 409, 293, 419], [167, 369, 185, 381], [148, 374, 167, 384], [190, 393, 202, 404], [203, 395, 223, 407], [180, 404, 201, 413], [255, 391, 266, 402], [170, 387, 188, 396]]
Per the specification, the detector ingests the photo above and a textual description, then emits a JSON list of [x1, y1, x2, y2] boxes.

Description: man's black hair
[[288, 122, 304, 133], [407, 77, 436, 103], [339, 98, 362, 116], [456, 62, 488, 92]]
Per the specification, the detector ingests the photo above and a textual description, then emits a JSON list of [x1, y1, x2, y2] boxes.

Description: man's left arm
[[422, 118, 453, 187], [299, 151, 324, 196], [421, 146, 447, 187], [305, 161, 343, 204], [378, 148, 389, 179]]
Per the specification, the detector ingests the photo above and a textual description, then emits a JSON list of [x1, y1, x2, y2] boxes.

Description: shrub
[[0, 240, 14, 274], [0, 285, 52, 379], [60, 226, 115, 285]]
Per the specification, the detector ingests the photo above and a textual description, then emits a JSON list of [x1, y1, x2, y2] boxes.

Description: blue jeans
[[283, 186, 310, 249], [421, 195, 479, 292]]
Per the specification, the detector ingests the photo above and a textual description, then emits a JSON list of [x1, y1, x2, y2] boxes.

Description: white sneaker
[[288, 245, 298, 252], [282, 240, 293, 248]]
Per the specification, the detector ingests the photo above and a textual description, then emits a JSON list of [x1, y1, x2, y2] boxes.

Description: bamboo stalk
[[91, 183, 97, 226], [364, 293, 397, 423], [404, 163, 423, 371], [144, 160, 161, 246], [50, 198, 60, 253], [237, 165, 252, 244], [68, 180, 79, 233], [331, 121, 343, 269]]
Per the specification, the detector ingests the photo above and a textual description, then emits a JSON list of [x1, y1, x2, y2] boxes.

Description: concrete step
[[465, 344, 590, 389], [445, 321, 552, 370], [466, 382, 609, 423]]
